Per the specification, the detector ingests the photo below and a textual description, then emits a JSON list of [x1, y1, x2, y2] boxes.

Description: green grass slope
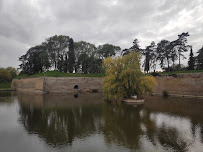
[[16, 71, 105, 79]]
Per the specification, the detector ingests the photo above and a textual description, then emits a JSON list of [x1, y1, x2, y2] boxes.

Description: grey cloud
[[0, 0, 203, 69]]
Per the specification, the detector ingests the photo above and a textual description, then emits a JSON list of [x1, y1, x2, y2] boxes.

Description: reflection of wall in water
[[17, 93, 203, 151], [17, 92, 104, 109], [18, 93, 104, 147]]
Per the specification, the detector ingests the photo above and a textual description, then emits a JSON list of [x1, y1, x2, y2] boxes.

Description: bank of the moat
[[11, 73, 203, 97]]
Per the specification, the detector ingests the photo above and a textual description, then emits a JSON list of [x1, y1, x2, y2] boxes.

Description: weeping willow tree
[[103, 51, 156, 101]]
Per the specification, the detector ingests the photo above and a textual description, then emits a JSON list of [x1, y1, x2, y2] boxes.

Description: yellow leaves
[[0, 69, 12, 82], [139, 76, 157, 94], [102, 51, 157, 101], [102, 51, 142, 101]]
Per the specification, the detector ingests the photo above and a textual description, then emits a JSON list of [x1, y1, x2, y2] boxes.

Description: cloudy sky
[[0, 0, 203, 69]]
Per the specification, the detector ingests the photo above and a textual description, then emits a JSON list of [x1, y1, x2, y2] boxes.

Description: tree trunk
[[54, 61, 57, 70], [167, 58, 170, 72], [179, 53, 181, 69]]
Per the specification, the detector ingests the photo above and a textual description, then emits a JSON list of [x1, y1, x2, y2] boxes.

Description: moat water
[[0, 92, 203, 152]]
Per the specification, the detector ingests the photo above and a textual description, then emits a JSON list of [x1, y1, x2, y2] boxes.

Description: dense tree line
[[19, 33, 203, 74], [19, 35, 121, 74], [123, 32, 203, 73]]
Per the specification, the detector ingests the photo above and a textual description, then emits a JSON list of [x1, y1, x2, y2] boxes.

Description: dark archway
[[74, 85, 78, 89]]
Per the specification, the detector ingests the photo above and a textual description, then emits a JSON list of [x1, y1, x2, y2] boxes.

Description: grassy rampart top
[[15, 70, 203, 79], [158, 70, 203, 75], [16, 71, 106, 79]]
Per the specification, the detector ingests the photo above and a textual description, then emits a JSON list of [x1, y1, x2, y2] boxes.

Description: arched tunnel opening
[[74, 85, 78, 90]]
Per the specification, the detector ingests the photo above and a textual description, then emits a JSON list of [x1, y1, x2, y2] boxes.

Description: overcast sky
[[0, 0, 203, 69]]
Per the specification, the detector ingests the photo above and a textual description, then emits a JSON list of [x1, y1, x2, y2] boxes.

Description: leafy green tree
[[78, 53, 89, 73], [169, 40, 179, 70], [67, 38, 75, 73], [57, 55, 64, 72], [19, 45, 51, 74], [19, 35, 120, 74], [196, 46, 203, 70], [46, 35, 70, 70], [64, 54, 68, 73], [97, 44, 121, 59], [74, 41, 97, 73], [188, 47, 195, 70], [39, 44, 51, 71], [156, 40, 171, 71]]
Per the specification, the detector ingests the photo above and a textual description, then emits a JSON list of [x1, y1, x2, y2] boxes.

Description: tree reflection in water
[[17, 93, 203, 151], [18, 93, 103, 147]]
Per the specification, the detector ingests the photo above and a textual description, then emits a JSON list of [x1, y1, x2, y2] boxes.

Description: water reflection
[[18, 93, 104, 146], [1, 92, 203, 152], [0, 91, 12, 97], [102, 103, 144, 149]]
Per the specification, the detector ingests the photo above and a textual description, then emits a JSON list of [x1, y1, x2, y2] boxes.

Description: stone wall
[[44, 77, 104, 93], [12, 78, 44, 94], [152, 73, 203, 97], [12, 73, 203, 97], [12, 77, 104, 94]]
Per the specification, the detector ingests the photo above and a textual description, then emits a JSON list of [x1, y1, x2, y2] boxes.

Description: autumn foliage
[[102, 51, 156, 101]]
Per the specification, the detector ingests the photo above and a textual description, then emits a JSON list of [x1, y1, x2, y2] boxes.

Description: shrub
[[162, 90, 169, 97], [0, 69, 12, 82], [92, 89, 98, 93], [151, 72, 160, 77]]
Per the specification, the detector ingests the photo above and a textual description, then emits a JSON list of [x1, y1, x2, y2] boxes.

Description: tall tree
[[64, 54, 68, 73], [169, 40, 178, 70], [74, 41, 97, 73], [46, 35, 70, 70], [130, 39, 142, 53], [196, 46, 203, 70], [143, 41, 156, 73], [67, 38, 75, 73], [156, 40, 171, 71], [188, 47, 195, 70], [176, 32, 190, 68], [78, 53, 89, 74], [19, 44, 51, 74]]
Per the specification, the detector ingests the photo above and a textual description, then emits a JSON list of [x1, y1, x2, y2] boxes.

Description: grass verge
[[16, 71, 106, 79], [157, 70, 203, 75], [0, 82, 11, 89]]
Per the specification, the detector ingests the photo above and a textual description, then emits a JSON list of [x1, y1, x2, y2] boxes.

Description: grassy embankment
[[15, 70, 203, 79], [1, 70, 202, 89], [16, 71, 106, 79], [158, 70, 203, 75], [0, 82, 13, 90], [1, 71, 105, 90]]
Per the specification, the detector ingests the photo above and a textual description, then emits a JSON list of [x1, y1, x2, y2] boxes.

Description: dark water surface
[[0, 92, 203, 152]]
